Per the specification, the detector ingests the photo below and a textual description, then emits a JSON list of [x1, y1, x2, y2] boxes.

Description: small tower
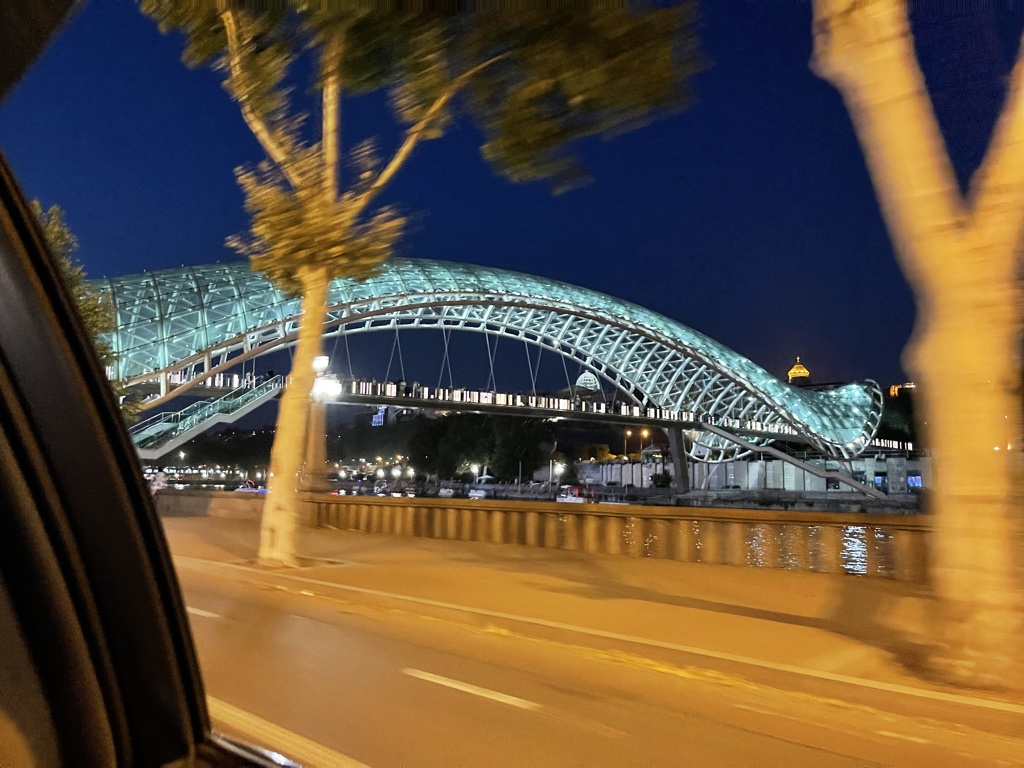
[[787, 356, 811, 386]]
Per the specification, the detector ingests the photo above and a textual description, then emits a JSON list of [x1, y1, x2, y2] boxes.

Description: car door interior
[[0, 148, 234, 765], [0, 139, 212, 765], [0, 4, 295, 764]]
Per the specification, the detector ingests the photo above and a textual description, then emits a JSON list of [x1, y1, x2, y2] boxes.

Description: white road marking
[[175, 555, 1024, 717], [186, 606, 221, 619], [735, 702, 937, 748], [875, 730, 931, 745], [403, 668, 541, 711], [733, 703, 778, 717], [208, 696, 370, 768]]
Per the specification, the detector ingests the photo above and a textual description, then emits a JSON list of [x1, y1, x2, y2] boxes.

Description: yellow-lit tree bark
[[260, 267, 328, 566], [812, 0, 1023, 686]]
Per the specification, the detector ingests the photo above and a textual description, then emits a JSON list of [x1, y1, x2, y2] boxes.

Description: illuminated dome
[[575, 371, 601, 391], [787, 356, 811, 384]]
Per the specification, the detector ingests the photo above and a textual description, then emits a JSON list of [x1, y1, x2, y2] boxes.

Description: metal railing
[[130, 375, 283, 451]]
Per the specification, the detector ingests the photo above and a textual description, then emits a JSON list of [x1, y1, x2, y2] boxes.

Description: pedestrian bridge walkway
[[131, 375, 283, 460], [96, 258, 884, 464]]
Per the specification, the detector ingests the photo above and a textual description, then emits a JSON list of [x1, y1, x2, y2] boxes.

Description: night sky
[[0, 2, 1019, 390]]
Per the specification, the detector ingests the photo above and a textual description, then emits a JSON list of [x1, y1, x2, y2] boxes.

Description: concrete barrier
[[155, 490, 264, 520], [301, 494, 932, 583]]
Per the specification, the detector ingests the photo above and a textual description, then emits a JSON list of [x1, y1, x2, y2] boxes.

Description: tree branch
[[321, 26, 346, 202], [349, 53, 508, 221], [221, 9, 301, 189], [811, 0, 966, 285], [969, 30, 1024, 251]]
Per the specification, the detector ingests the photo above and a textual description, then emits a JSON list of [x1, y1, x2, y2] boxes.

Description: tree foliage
[[579, 443, 613, 462], [32, 201, 139, 421], [141, 3, 698, 289], [406, 413, 552, 480]]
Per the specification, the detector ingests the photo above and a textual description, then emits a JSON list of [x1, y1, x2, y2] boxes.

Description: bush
[[650, 470, 673, 488]]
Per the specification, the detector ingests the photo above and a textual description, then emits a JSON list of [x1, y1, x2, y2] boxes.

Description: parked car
[[0, 4, 296, 764]]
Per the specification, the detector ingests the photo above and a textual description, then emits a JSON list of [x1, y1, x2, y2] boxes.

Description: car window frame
[[0, 149, 210, 765]]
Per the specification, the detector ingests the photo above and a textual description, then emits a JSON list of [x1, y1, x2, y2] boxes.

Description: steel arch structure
[[94, 258, 882, 461]]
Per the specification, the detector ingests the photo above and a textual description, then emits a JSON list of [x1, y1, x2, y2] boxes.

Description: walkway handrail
[[131, 376, 283, 452]]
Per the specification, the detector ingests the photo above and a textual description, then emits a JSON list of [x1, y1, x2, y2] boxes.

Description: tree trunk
[[258, 268, 329, 566], [812, 0, 1023, 686], [907, 269, 1023, 686]]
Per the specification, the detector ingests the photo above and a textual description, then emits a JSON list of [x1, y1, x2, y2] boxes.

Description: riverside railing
[[304, 494, 930, 584]]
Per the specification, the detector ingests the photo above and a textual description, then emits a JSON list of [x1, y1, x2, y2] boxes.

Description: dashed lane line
[[175, 555, 1024, 717], [402, 668, 542, 710], [186, 606, 221, 619]]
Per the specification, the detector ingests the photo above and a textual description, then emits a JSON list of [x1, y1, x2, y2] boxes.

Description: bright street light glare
[[312, 375, 343, 400]]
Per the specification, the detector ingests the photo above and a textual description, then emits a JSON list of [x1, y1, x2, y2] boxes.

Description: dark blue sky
[[0, 2, 1018, 388]]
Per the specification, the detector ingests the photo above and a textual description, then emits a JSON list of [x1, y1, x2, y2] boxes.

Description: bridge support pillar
[[666, 427, 690, 494], [301, 397, 330, 492]]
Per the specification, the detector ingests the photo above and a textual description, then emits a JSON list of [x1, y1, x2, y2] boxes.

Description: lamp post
[[624, 429, 632, 457], [640, 429, 651, 487], [471, 463, 480, 483]]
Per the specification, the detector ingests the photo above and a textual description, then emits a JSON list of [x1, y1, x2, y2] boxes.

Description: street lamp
[[312, 375, 342, 401], [312, 355, 329, 373], [640, 429, 651, 488], [391, 467, 402, 479], [624, 430, 632, 456], [470, 463, 480, 482], [376, 468, 385, 479]]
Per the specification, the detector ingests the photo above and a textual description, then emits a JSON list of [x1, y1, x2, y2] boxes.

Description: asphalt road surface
[[166, 520, 1024, 768]]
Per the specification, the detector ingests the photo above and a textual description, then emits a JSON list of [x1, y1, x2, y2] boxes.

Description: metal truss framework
[[94, 259, 883, 462]]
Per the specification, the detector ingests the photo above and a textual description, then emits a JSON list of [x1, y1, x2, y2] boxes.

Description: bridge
[[94, 258, 883, 487]]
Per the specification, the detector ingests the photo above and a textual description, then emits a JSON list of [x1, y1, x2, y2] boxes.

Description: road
[[164, 517, 1024, 767]]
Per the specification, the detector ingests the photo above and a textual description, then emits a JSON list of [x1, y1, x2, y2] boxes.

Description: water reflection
[[841, 526, 868, 574]]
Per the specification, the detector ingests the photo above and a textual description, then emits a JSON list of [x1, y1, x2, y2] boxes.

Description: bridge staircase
[[698, 423, 885, 499], [131, 375, 283, 460]]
